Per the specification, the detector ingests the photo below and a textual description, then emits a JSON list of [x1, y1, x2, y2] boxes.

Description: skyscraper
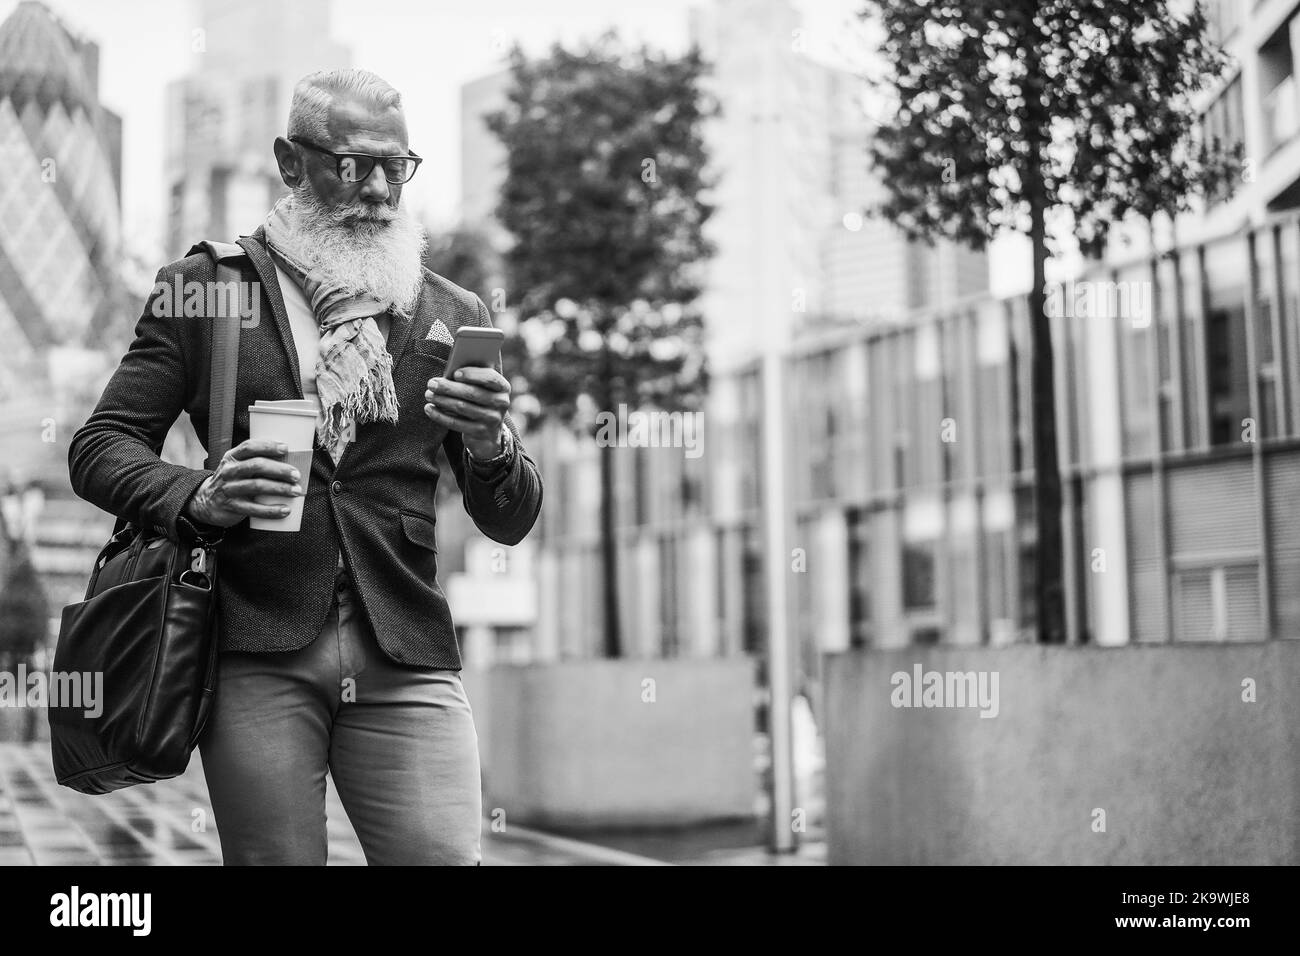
[[163, 0, 350, 257], [0, 0, 125, 611], [0, 0, 122, 363]]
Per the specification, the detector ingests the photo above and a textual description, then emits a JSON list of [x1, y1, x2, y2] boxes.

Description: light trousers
[[197, 565, 482, 865]]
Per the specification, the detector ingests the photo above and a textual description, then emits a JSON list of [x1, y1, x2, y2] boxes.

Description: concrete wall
[[825, 643, 1300, 864], [465, 658, 756, 830]]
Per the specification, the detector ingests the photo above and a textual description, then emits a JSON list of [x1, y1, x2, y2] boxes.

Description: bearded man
[[68, 69, 542, 866]]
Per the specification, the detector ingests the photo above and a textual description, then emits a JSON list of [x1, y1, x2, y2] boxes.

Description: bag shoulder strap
[[185, 239, 249, 471]]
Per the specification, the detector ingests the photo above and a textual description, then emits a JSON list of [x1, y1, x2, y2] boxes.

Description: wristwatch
[[467, 424, 514, 474]]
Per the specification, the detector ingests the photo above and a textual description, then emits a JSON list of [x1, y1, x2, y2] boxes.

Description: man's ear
[[273, 136, 302, 188]]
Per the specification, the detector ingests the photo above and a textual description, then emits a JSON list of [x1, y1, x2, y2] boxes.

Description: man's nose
[[358, 162, 390, 202]]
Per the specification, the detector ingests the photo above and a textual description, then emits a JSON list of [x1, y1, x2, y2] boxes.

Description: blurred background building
[[455, 0, 1300, 673], [163, 0, 350, 260], [455, 0, 991, 681], [2, 0, 1298, 861], [0, 0, 124, 614], [1070, 0, 1300, 647]]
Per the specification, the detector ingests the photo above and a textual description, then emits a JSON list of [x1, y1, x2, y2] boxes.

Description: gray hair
[[286, 69, 403, 141]]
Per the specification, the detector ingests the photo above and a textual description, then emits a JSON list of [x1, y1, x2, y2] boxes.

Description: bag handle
[[112, 240, 249, 541]]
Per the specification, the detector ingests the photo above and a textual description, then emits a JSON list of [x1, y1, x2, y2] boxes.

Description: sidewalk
[[0, 743, 663, 866]]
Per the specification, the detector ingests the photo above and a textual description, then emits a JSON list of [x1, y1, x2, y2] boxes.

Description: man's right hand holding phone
[[423, 367, 513, 460]]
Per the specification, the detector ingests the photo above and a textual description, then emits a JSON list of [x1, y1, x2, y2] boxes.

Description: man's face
[[270, 93, 426, 309], [283, 97, 410, 223]]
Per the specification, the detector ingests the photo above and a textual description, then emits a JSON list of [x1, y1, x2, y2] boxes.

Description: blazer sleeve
[[440, 295, 543, 547], [68, 267, 214, 540]]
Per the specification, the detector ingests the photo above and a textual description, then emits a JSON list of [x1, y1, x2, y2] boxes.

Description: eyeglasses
[[289, 136, 422, 185]]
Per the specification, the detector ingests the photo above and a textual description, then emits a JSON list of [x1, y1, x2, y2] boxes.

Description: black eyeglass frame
[[288, 135, 423, 185]]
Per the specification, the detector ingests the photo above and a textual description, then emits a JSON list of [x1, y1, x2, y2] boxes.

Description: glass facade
[[0, 3, 123, 354], [532, 214, 1300, 657]]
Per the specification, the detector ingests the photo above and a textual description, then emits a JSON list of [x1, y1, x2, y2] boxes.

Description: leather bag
[[49, 240, 247, 793]]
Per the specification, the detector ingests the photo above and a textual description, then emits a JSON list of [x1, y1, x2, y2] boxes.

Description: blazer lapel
[[237, 227, 304, 400], [385, 282, 422, 373]]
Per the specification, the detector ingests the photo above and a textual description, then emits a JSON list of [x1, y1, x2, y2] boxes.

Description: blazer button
[[331, 480, 342, 496]]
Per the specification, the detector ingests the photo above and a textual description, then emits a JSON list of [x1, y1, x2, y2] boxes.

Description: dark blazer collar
[[237, 226, 303, 400]]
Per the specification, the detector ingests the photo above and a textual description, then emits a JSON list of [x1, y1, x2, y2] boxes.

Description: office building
[[0, 1, 126, 610], [164, 0, 350, 258]]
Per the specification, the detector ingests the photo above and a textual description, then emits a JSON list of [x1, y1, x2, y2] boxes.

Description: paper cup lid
[[248, 405, 318, 418]]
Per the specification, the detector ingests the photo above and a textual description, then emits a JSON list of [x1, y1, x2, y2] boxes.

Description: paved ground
[[0, 743, 667, 866], [0, 742, 826, 866]]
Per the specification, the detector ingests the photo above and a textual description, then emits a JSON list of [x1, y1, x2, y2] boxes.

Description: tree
[[486, 34, 716, 657], [424, 226, 502, 308], [0, 544, 49, 660], [863, 0, 1241, 644], [0, 541, 51, 743]]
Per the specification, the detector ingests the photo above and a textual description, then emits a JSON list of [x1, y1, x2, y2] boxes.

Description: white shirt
[[272, 262, 392, 463], [273, 263, 392, 571]]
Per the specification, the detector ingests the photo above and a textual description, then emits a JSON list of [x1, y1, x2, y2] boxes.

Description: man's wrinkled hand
[[424, 367, 511, 458], [185, 438, 304, 528]]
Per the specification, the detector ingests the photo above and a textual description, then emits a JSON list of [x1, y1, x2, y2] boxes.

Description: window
[[847, 508, 872, 648], [800, 351, 838, 501], [896, 334, 917, 488], [912, 324, 944, 488], [843, 342, 870, 497], [902, 542, 936, 611], [983, 524, 1013, 642], [741, 524, 765, 655], [975, 301, 1012, 478], [1200, 79, 1245, 205], [1181, 250, 1207, 448], [1260, 21, 1296, 154], [1008, 297, 1030, 473], [626, 448, 648, 529], [869, 335, 898, 490], [1173, 562, 1261, 642], [680, 466, 702, 516], [1283, 224, 1300, 437], [739, 371, 762, 511], [1203, 240, 1250, 447], [1118, 267, 1157, 458], [1016, 484, 1038, 638], [1157, 256, 1182, 452], [1252, 231, 1281, 440], [658, 536, 679, 657], [944, 318, 973, 480]]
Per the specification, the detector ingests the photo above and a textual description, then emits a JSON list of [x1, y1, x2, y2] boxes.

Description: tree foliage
[[864, 0, 1239, 643], [485, 33, 716, 430], [484, 33, 718, 657], [865, 0, 1242, 257], [0, 543, 49, 668], [424, 226, 501, 308]]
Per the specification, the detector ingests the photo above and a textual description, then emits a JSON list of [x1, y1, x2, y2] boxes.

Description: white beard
[[283, 186, 427, 313]]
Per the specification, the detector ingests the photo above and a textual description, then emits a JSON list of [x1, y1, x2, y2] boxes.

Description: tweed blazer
[[68, 227, 543, 669]]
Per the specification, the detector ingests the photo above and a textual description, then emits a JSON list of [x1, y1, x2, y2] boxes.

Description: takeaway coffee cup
[[247, 403, 317, 531]]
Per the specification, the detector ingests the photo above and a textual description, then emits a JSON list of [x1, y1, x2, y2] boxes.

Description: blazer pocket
[[408, 338, 451, 363], [404, 340, 449, 390], [400, 510, 438, 552]]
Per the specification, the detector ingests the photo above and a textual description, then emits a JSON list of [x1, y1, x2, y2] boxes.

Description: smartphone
[[443, 326, 504, 379]]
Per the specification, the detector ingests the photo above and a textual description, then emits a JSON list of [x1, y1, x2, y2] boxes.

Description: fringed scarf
[[264, 198, 401, 455]]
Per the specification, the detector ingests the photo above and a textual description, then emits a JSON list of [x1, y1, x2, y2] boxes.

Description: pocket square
[[425, 319, 454, 345]]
